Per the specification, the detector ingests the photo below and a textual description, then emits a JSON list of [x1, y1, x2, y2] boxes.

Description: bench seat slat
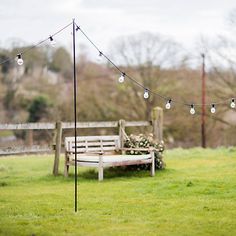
[[69, 159, 152, 167], [71, 154, 151, 163], [105, 159, 152, 167]]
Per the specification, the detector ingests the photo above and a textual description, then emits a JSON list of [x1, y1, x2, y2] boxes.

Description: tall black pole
[[72, 19, 78, 212], [201, 53, 206, 148]]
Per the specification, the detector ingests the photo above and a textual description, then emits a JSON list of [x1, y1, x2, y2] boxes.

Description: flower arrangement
[[124, 134, 165, 170]]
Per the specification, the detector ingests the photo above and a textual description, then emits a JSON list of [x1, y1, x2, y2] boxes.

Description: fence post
[[118, 119, 126, 149], [26, 130, 33, 147], [151, 107, 163, 142], [53, 121, 62, 176]]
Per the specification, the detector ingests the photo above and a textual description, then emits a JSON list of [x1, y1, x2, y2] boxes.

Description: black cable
[[0, 20, 234, 108], [76, 24, 181, 103], [75, 23, 235, 108], [0, 22, 72, 66]]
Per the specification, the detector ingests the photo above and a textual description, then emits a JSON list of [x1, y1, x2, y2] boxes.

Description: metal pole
[[201, 53, 206, 148], [72, 19, 78, 212]]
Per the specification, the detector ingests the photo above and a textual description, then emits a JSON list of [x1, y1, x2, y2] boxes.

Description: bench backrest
[[65, 135, 120, 153]]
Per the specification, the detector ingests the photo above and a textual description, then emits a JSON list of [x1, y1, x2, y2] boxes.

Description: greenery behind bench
[[124, 134, 165, 170]]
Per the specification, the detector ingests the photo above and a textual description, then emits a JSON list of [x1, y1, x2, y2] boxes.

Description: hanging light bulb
[[143, 89, 149, 99], [210, 104, 216, 113], [17, 54, 23, 65], [165, 99, 172, 109], [97, 51, 103, 62], [190, 104, 195, 115], [230, 98, 235, 108], [49, 36, 56, 47], [118, 73, 125, 83]]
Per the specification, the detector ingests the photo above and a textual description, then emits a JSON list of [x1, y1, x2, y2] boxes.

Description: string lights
[[97, 51, 103, 62], [49, 35, 56, 47], [0, 22, 72, 67], [210, 104, 216, 114], [190, 104, 195, 115], [74, 23, 235, 114], [16, 54, 23, 65], [165, 99, 172, 109], [0, 20, 235, 115], [118, 73, 125, 83], [231, 98, 235, 108], [143, 89, 149, 99]]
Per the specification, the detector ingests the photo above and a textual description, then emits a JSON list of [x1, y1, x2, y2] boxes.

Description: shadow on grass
[[36, 170, 146, 183], [36, 167, 174, 184], [78, 167, 148, 180], [70, 167, 170, 182]]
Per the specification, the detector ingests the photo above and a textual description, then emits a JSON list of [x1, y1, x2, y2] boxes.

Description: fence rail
[[0, 121, 151, 130], [0, 146, 51, 156], [0, 107, 163, 175]]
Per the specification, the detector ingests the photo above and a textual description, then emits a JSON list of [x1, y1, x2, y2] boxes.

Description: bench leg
[[98, 154, 103, 181], [64, 153, 69, 177], [64, 165, 69, 177], [150, 151, 155, 177]]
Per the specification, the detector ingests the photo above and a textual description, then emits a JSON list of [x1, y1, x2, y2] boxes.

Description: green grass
[[0, 148, 236, 236]]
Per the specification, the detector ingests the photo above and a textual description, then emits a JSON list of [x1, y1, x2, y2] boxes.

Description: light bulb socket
[[143, 89, 149, 99], [118, 73, 125, 83], [16, 54, 24, 65], [165, 99, 172, 109], [190, 104, 195, 115], [230, 98, 235, 108], [211, 104, 216, 113]]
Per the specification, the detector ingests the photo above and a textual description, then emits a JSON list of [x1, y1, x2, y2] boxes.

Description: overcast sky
[[0, 0, 235, 57]]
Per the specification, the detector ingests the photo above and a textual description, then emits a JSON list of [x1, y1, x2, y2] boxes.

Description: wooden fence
[[0, 106, 163, 175]]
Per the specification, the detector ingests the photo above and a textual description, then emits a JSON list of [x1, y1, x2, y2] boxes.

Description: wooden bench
[[64, 135, 155, 181]]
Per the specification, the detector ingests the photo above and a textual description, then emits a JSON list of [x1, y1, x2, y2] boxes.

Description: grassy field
[[0, 148, 236, 236]]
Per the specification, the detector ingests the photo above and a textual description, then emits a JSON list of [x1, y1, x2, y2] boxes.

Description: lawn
[[0, 148, 236, 236]]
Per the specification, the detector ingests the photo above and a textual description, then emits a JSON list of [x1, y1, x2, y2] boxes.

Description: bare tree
[[109, 32, 181, 120]]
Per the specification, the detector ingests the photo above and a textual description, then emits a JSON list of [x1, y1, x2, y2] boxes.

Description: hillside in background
[[0, 31, 235, 148]]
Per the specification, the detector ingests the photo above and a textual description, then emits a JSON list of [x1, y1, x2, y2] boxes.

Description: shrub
[[124, 134, 165, 170], [27, 95, 52, 122]]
